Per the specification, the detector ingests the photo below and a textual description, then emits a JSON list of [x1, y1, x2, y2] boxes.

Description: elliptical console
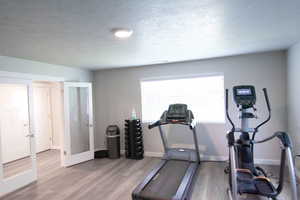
[[225, 85, 298, 200], [233, 85, 256, 108]]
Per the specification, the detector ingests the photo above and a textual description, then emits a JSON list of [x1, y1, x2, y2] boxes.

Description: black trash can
[[106, 125, 120, 159]]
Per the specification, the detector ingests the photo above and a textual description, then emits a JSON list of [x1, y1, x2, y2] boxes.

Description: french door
[[0, 78, 37, 196], [62, 82, 94, 167]]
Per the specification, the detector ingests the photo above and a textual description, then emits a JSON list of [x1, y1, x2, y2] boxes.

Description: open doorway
[[32, 81, 64, 173], [0, 73, 94, 196], [0, 81, 64, 179]]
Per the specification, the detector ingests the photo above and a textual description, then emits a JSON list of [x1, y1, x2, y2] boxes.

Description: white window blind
[[140, 75, 225, 123]]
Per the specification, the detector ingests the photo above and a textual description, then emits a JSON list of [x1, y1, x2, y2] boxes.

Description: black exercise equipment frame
[[225, 86, 298, 200]]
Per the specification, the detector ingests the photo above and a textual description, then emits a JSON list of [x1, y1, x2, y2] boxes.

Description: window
[[140, 75, 225, 123]]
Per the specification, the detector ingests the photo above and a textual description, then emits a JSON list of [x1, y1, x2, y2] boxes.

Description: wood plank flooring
[[3, 156, 32, 178], [1, 150, 299, 200]]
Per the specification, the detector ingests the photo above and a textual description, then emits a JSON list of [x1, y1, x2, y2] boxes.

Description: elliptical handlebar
[[225, 89, 235, 132], [252, 88, 272, 139], [263, 88, 271, 112]]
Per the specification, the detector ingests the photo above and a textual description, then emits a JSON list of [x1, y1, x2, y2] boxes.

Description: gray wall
[[94, 51, 287, 162], [0, 55, 93, 81], [287, 42, 300, 154]]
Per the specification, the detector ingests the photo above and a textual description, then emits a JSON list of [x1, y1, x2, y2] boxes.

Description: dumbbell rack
[[125, 119, 144, 160]]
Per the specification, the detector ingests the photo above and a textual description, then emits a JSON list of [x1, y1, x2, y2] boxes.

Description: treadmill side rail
[[173, 163, 199, 200], [132, 160, 167, 200]]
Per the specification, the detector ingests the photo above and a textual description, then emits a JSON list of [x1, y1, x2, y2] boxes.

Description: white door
[[33, 85, 52, 153], [0, 78, 37, 196], [62, 82, 94, 167]]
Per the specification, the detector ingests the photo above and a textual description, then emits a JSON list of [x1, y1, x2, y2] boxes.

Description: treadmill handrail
[[148, 120, 194, 130], [148, 120, 161, 129]]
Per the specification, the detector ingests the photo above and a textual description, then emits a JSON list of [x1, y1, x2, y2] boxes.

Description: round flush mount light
[[112, 28, 133, 39]]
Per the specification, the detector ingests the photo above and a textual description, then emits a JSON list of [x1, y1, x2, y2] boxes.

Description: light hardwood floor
[[1, 150, 298, 200], [3, 156, 32, 178]]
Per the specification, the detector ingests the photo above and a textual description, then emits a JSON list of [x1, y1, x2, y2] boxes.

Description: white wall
[[0, 84, 30, 163], [33, 83, 53, 153], [32, 82, 64, 150], [94, 51, 287, 162], [287, 42, 300, 154], [0, 55, 93, 82], [49, 82, 64, 149]]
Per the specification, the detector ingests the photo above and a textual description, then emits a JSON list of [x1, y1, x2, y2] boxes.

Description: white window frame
[[140, 73, 225, 123]]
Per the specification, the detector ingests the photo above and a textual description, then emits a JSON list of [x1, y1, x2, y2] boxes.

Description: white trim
[[141, 151, 280, 166], [170, 144, 207, 152], [51, 146, 61, 150], [63, 151, 94, 167], [95, 148, 107, 152], [62, 82, 94, 167], [144, 151, 164, 158], [0, 79, 37, 196], [201, 155, 228, 162], [0, 70, 65, 82], [140, 74, 225, 123], [254, 158, 280, 166], [140, 72, 224, 82]]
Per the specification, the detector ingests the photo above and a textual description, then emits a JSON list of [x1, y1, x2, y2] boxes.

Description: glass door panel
[[69, 87, 90, 155], [0, 80, 37, 196], [63, 82, 94, 167]]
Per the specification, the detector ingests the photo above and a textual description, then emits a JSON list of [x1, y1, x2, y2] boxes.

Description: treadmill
[[132, 104, 201, 200]]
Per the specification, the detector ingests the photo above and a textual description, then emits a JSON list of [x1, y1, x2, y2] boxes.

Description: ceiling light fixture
[[112, 28, 133, 39]]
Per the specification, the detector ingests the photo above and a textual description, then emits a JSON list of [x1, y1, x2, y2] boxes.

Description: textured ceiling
[[0, 0, 299, 70]]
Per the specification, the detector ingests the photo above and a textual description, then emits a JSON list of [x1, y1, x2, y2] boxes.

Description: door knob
[[25, 134, 34, 138]]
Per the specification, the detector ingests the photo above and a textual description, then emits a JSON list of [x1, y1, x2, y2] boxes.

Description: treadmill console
[[233, 85, 256, 108], [149, 104, 194, 129], [167, 104, 188, 120], [165, 104, 193, 124]]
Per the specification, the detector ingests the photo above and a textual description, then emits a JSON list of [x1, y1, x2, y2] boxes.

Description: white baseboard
[[94, 148, 107, 152], [144, 151, 164, 157], [171, 144, 207, 152], [51, 146, 61, 150], [142, 151, 280, 166], [254, 158, 280, 166], [99, 148, 280, 166], [201, 155, 228, 162]]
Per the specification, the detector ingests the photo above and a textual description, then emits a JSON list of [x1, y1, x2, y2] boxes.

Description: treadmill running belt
[[139, 160, 190, 200]]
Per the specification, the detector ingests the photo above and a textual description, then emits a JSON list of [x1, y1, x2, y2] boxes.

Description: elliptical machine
[[225, 85, 298, 200]]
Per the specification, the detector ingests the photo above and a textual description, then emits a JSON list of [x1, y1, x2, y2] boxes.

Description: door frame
[[0, 77, 37, 196], [0, 70, 95, 169], [62, 82, 94, 167]]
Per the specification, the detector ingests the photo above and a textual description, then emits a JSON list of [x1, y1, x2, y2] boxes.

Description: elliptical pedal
[[254, 177, 277, 197]]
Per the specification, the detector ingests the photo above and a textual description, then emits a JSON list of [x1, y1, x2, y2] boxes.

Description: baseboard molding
[[97, 148, 280, 166], [170, 144, 207, 152], [254, 158, 280, 166], [144, 151, 164, 157], [94, 148, 106, 152], [201, 155, 228, 162], [51, 146, 61, 150], [142, 151, 280, 165]]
